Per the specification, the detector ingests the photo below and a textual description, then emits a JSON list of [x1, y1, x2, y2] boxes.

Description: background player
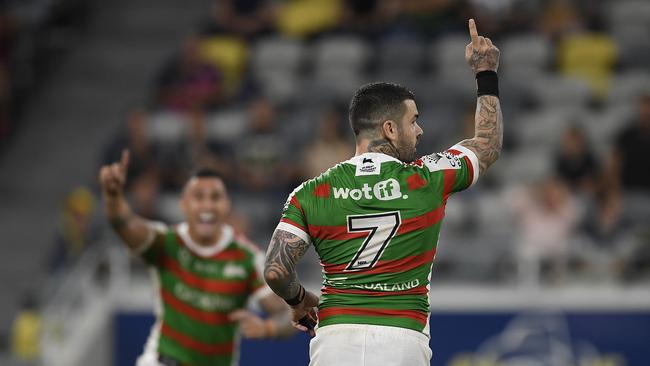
[[99, 150, 294, 366], [263, 19, 502, 365]]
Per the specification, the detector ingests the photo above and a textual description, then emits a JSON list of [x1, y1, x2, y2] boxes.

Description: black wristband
[[284, 285, 305, 306], [476, 70, 499, 97]]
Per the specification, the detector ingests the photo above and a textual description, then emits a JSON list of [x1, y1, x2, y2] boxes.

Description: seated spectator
[[235, 97, 292, 192], [557, 31, 617, 99], [102, 107, 157, 185], [539, 0, 581, 40], [554, 125, 599, 193], [608, 93, 650, 194], [582, 187, 629, 247], [300, 106, 352, 179], [202, 0, 274, 39], [10, 293, 41, 362], [50, 187, 101, 271], [510, 178, 580, 285], [155, 37, 223, 112], [338, 0, 401, 38], [276, 0, 342, 38]]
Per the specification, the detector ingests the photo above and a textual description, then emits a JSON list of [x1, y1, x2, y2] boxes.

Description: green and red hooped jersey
[[137, 223, 271, 366], [278, 146, 479, 336]]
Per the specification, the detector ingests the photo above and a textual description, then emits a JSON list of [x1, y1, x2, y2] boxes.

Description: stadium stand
[[0, 0, 649, 365]]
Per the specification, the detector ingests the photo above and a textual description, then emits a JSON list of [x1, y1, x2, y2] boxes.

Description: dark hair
[[191, 168, 222, 179], [348, 82, 415, 137]]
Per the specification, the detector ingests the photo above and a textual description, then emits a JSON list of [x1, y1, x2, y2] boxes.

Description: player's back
[[279, 147, 478, 334]]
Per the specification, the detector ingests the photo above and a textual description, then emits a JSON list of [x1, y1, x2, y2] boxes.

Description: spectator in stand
[[539, 0, 582, 40], [582, 187, 629, 247], [155, 37, 223, 112], [300, 106, 352, 179], [235, 97, 292, 192], [102, 107, 158, 183], [10, 293, 41, 363], [511, 177, 580, 285], [202, 0, 274, 38], [554, 125, 599, 194], [49, 187, 102, 271], [608, 93, 650, 194], [338, 0, 400, 38]]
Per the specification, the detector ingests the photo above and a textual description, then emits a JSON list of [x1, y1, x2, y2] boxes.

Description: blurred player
[[264, 19, 503, 365], [99, 153, 294, 366]]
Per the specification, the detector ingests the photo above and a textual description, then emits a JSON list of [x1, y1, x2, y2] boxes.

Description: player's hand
[[464, 19, 500, 73], [290, 290, 319, 337], [229, 310, 274, 339], [99, 149, 130, 198]]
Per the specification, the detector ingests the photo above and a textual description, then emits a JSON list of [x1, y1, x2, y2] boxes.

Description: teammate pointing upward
[[264, 19, 503, 366], [100, 151, 295, 366]]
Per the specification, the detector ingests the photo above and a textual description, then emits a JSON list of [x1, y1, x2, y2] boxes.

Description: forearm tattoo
[[459, 95, 503, 175], [264, 230, 310, 300]]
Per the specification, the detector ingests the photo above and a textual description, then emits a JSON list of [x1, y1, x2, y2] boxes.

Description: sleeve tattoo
[[459, 95, 503, 175], [264, 229, 311, 300]]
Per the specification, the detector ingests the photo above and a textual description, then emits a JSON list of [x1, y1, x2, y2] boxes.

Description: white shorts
[[309, 324, 432, 366]]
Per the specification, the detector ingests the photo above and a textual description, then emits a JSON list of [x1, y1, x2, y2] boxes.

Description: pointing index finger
[[469, 19, 479, 47], [120, 149, 130, 173]]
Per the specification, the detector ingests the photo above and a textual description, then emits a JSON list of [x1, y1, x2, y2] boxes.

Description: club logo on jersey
[[333, 178, 406, 201], [356, 157, 381, 176]]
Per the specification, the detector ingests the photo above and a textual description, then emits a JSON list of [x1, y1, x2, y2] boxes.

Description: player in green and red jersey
[[264, 19, 503, 365], [99, 154, 294, 366]]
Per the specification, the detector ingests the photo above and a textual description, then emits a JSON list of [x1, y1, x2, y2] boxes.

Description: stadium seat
[[146, 112, 190, 145], [251, 36, 305, 79], [377, 36, 425, 79], [430, 34, 469, 75], [607, 71, 650, 106], [607, 1, 650, 29], [581, 105, 635, 157], [310, 36, 371, 101], [500, 34, 551, 79], [205, 108, 249, 144], [532, 75, 592, 108]]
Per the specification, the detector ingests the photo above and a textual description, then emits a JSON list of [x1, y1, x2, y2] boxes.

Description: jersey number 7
[[345, 211, 401, 271]]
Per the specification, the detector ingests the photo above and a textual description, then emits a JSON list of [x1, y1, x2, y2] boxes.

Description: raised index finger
[[119, 149, 130, 173], [469, 18, 479, 47]]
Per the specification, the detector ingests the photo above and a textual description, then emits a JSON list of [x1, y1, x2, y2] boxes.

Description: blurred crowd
[[0, 0, 89, 148], [32, 0, 650, 289]]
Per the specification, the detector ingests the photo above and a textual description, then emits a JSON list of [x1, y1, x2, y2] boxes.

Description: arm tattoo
[[367, 138, 400, 159], [264, 229, 310, 300], [459, 95, 503, 175]]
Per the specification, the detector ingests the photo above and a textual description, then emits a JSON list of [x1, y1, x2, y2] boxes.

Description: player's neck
[[355, 138, 400, 160], [188, 224, 223, 247]]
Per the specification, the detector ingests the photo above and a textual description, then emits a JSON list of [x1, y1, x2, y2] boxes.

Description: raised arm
[[458, 19, 503, 175], [98, 150, 159, 250], [264, 229, 319, 335]]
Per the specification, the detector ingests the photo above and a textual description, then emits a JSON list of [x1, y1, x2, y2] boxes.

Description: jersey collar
[[177, 222, 234, 257], [347, 152, 402, 165]]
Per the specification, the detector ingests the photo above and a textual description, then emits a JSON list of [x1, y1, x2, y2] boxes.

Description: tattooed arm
[[264, 229, 310, 299], [458, 19, 503, 175], [264, 229, 319, 335], [459, 96, 503, 175]]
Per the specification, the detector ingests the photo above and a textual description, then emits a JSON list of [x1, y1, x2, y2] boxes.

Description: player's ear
[[381, 120, 398, 142]]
